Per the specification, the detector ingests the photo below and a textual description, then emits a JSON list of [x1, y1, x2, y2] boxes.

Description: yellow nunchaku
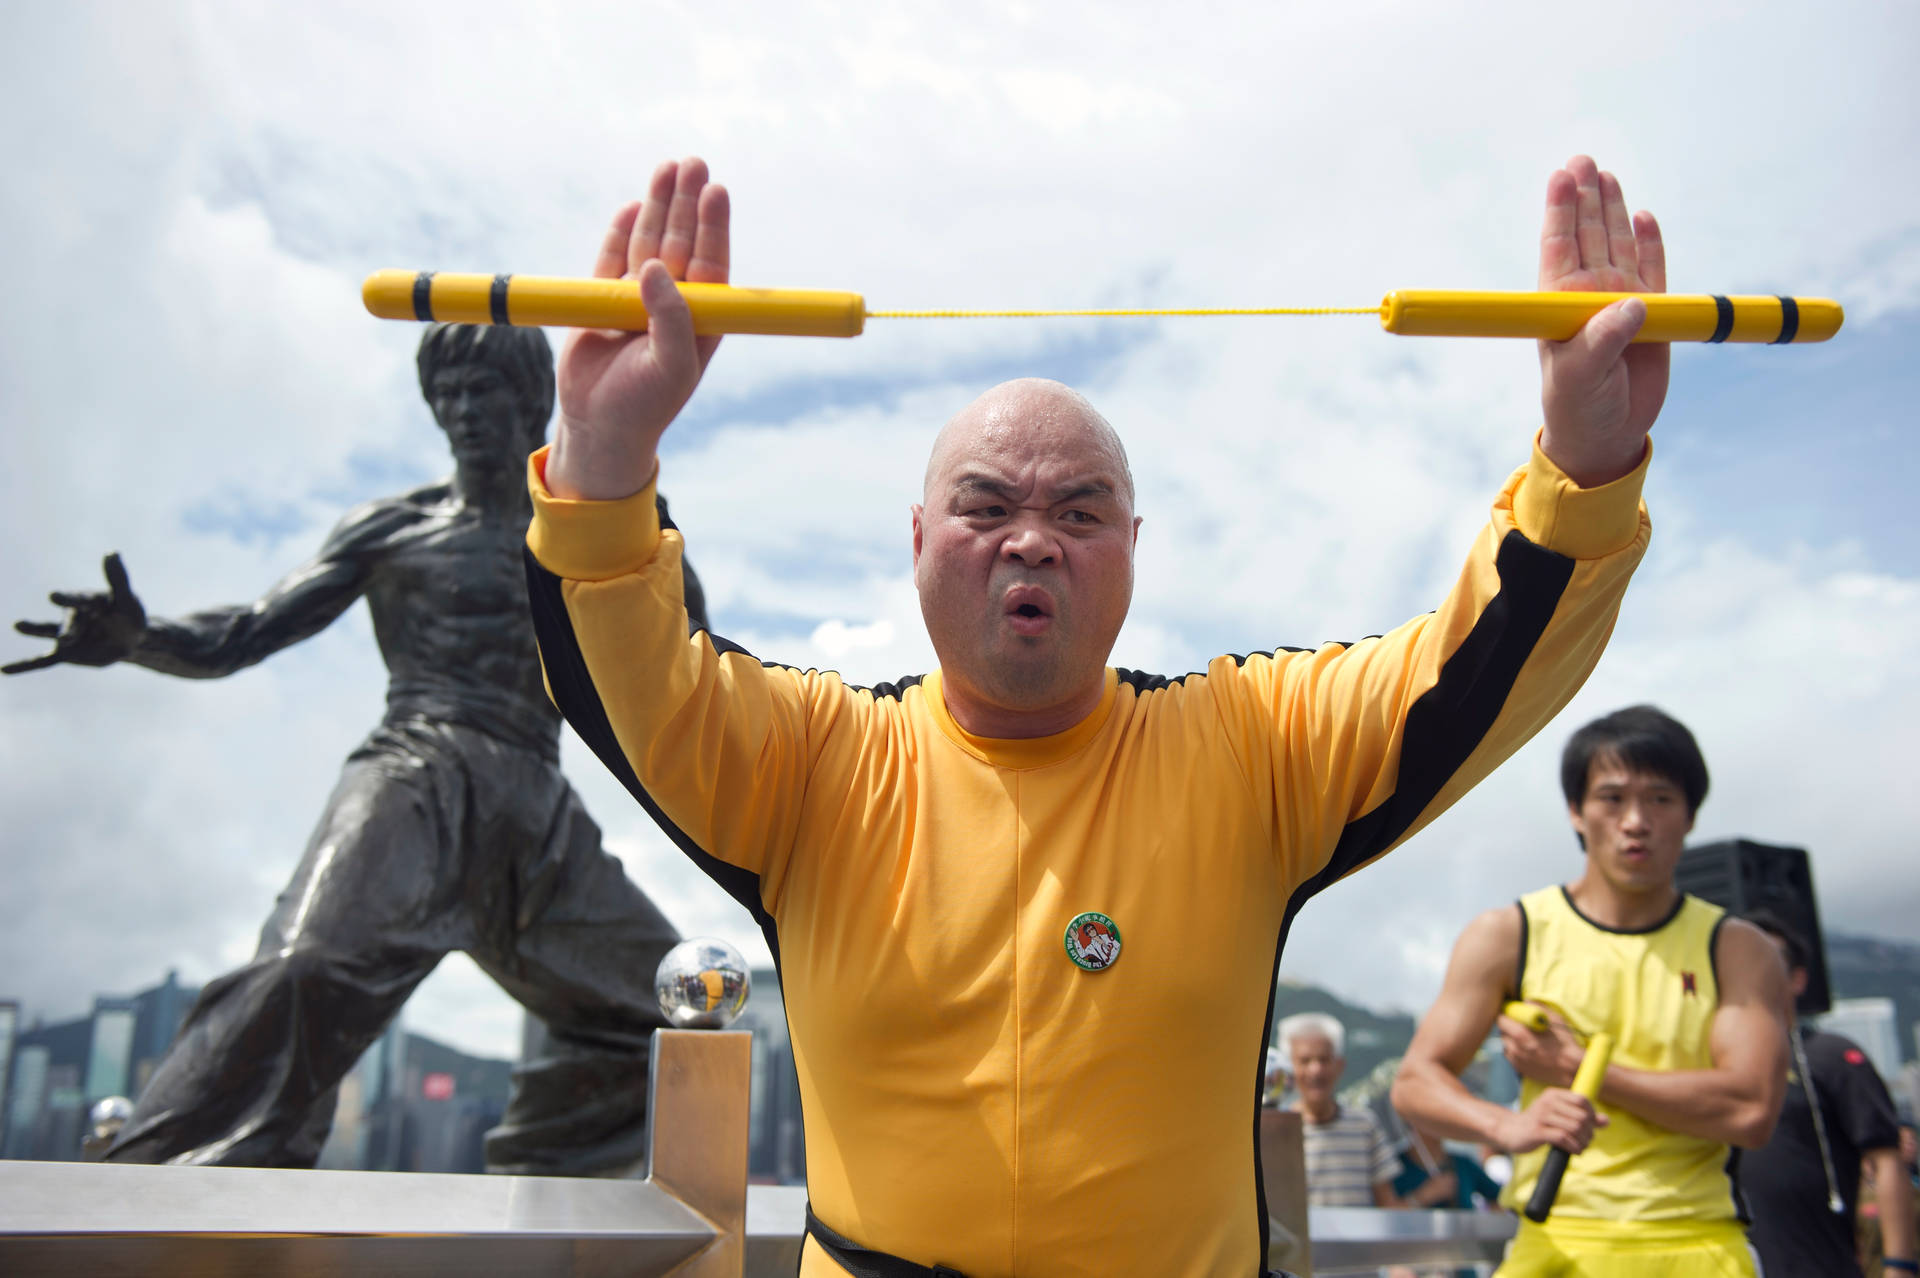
[[363, 270, 1843, 344], [1504, 1001, 1615, 1222]]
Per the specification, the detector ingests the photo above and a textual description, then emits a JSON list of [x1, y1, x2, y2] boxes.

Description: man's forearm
[[1392, 1060, 1517, 1150], [1596, 1062, 1777, 1148], [1873, 1149, 1916, 1266]]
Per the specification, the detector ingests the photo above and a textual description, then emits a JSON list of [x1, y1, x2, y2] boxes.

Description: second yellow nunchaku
[[363, 270, 1843, 344], [1503, 1001, 1615, 1223]]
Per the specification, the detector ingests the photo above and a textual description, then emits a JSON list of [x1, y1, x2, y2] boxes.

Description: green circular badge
[[1063, 911, 1122, 972]]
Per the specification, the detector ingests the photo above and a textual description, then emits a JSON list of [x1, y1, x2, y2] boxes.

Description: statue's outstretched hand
[[5, 553, 147, 674]]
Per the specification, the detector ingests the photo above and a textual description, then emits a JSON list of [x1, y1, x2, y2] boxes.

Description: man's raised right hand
[[546, 156, 731, 502]]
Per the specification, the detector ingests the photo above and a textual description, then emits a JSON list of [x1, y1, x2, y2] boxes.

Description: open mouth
[[1002, 586, 1054, 635]]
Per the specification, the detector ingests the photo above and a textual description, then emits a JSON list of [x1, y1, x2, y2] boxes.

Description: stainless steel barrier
[[1305, 1206, 1515, 1274], [0, 1026, 1516, 1276], [0, 1160, 718, 1275], [0, 1028, 751, 1278]]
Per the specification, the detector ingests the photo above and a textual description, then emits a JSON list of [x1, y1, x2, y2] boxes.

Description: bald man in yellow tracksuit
[[528, 150, 1672, 1277]]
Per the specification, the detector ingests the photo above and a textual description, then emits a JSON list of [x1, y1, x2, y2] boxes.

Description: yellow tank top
[[1501, 886, 1742, 1224]]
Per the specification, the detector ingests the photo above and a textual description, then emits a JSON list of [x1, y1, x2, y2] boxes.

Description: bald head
[[923, 379, 1135, 513], [910, 378, 1143, 738]]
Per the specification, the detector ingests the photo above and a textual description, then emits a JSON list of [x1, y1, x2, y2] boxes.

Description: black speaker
[[1676, 839, 1831, 1015]]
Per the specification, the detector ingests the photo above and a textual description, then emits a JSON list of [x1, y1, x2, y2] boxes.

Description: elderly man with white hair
[[1281, 1012, 1404, 1208]]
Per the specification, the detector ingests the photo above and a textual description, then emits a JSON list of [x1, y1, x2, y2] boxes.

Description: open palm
[[6, 553, 145, 674], [1537, 156, 1670, 487], [550, 158, 730, 500]]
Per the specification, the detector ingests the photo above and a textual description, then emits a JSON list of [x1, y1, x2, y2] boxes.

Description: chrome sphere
[[654, 937, 751, 1029], [89, 1095, 133, 1137], [1262, 1048, 1290, 1106]]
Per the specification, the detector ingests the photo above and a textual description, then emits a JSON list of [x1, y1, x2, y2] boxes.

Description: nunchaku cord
[[867, 305, 1382, 320]]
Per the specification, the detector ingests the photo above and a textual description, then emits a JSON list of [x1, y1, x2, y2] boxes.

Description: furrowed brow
[[949, 473, 1015, 502], [1051, 480, 1117, 504]]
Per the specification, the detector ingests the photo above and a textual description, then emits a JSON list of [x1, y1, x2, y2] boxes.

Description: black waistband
[[802, 1202, 1298, 1278], [805, 1205, 967, 1278]]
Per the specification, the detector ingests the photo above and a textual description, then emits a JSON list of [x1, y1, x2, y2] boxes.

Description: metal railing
[[0, 1028, 1516, 1276], [1306, 1206, 1514, 1273]]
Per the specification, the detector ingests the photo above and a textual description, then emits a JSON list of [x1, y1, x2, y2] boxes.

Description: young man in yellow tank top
[[1393, 706, 1789, 1276]]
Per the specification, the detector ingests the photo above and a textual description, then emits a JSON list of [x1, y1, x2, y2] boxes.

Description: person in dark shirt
[[1391, 1115, 1505, 1278], [1742, 910, 1915, 1278], [1392, 1115, 1505, 1210]]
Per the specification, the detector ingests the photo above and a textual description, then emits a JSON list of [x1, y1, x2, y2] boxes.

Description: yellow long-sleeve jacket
[[524, 438, 1650, 1278]]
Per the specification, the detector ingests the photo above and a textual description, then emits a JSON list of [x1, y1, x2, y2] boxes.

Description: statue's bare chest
[[365, 513, 538, 662]]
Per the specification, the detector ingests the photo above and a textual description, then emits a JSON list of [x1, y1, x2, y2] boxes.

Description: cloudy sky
[[3, 1, 1915, 1063]]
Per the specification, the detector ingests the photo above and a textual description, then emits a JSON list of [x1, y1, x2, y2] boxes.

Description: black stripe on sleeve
[[1514, 900, 1530, 998], [1252, 924, 1289, 1272], [521, 547, 780, 964], [524, 546, 840, 1222], [1253, 527, 1575, 1268], [1708, 295, 1734, 343], [1294, 528, 1577, 901], [412, 271, 435, 321], [490, 273, 512, 325], [1771, 295, 1799, 345]]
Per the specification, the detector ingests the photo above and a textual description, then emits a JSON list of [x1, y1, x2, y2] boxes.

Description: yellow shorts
[[1495, 1218, 1756, 1278]]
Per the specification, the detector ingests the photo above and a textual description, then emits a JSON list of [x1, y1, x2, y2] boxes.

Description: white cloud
[[810, 617, 897, 658]]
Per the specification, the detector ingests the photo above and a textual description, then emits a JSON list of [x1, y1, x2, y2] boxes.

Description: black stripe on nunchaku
[[1707, 295, 1734, 344], [490, 273, 512, 325], [412, 271, 435, 321], [1772, 295, 1800, 344]]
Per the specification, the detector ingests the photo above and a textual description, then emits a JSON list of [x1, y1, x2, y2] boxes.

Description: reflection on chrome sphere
[[89, 1095, 134, 1138], [654, 937, 751, 1029]]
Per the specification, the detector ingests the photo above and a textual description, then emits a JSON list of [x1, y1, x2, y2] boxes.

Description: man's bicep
[[1709, 922, 1791, 1082], [1406, 907, 1519, 1072]]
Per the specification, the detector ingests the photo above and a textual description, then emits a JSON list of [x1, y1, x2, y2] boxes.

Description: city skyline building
[[0, 971, 199, 1162], [1817, 997, 1905, 1083], [1, 971, 513, 1172]]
